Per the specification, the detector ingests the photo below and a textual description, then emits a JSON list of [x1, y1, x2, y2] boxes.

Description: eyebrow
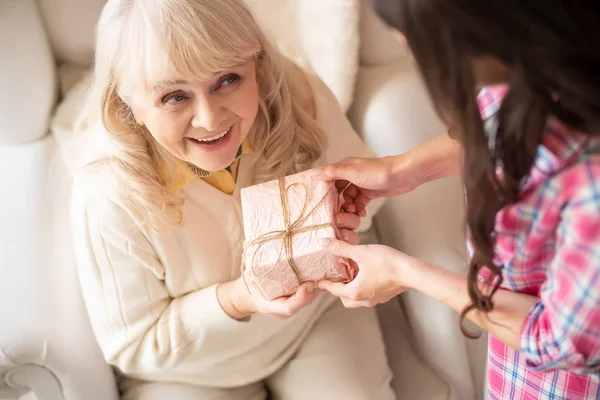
[[150, 79, 188, 92], [150, 63, 247, 92]]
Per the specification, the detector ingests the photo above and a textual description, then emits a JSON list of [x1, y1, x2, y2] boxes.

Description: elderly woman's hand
[[216, 209, 363, 321], [334, 210, 362, 245], [218, 278, 319, 321]]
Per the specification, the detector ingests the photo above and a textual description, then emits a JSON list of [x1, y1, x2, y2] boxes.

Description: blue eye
[[220, 74, 240, 87], [163, 92, 187, 104]]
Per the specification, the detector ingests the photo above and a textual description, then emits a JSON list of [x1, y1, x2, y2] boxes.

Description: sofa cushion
[[0, 137, 118, 400], [36, 0, 106, 68], [38, 0, 360, 110], [245, 0, 360, 110], [51, 70, 92, 171], [0, 0, 56, 145]]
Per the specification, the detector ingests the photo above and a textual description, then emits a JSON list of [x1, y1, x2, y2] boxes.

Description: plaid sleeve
[[476, 85, 508, 121], [520, 160, 600, 374]]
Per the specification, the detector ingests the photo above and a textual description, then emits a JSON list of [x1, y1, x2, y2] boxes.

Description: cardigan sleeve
[[70, 175, 245, 378]]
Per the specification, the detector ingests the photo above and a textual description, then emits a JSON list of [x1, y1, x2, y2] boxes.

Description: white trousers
[[122, 301, 396, 400]]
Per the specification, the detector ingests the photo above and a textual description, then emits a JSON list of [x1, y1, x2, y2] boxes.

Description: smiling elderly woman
[[69, 0, 395, 399]]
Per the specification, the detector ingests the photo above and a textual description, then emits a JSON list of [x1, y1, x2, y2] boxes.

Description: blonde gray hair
[[78, 0, 324, 229]]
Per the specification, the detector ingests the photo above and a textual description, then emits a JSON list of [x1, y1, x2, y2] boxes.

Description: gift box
[[241, 171, 355, 300]]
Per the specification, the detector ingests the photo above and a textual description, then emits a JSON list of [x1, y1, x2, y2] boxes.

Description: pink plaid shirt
[[472, 86, 600, 399]]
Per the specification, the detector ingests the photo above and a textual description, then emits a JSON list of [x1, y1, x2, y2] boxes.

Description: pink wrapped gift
[[241, 171, 355, 300]]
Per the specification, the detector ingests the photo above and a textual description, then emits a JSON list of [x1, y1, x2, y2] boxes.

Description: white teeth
[[192, 127, 230, 143]]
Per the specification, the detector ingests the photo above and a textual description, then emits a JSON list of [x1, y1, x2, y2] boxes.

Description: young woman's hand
[[313, 135, 463, 216], [313, 155, 418, 217], [317, 238, 423, 308], [216, 209, 363, 321]]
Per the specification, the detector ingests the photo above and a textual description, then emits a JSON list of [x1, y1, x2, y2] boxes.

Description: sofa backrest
[[38, 0, 361, 106]]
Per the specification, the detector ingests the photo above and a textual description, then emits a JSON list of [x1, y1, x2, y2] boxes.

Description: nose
[[191, 94, 226, 132]]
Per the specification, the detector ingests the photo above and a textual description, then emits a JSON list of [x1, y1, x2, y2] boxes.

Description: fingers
[[311, 159, 359, 183], [352, 190, 377, 217], [342, 193, 355, 205], [335, 179, 351, 192], [267, 282, 317, 318], [320, 282, 381, 309], [315, 168, 372, 219], [318, 281, 368, 308], [340, 298, 366, 309], [317, 280, 349, 298], [338, 229, 360, 245], [341, 202, 357, 214], [355, 191, 373, 208], [310, 164, 345, 182], [340, 184, 373, 217], [335, 212, 361, 230], [340, 183, 359, 198], [337, 183, 360, 215], [356, 207, 367, 218], [318, 238, 357, 260], [290, 282, 318, 307]]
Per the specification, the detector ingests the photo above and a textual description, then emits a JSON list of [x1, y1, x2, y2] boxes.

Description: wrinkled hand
[[312, 156, 418, 217], [317, 238, 422, 308], [239, 279, 319, 320], [222, 211, 363, 321]]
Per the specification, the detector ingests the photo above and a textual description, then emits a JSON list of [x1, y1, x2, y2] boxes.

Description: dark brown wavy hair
[[398, 0, 600, 336]]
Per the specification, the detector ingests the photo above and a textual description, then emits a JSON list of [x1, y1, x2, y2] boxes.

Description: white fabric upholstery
[[35, 0, 106, 67], [0, 0, 56, 145], [0, 0, 486, 399], [349, 42, 487, 400], [0, 137, 118, 400], [246, 0, 360, 111], [38, 0, 360, 111]]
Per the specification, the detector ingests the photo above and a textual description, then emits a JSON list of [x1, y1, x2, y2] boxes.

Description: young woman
[[317, 2, 600, 399]]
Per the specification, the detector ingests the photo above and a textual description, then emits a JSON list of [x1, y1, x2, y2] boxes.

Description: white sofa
[[0, 1, 486, 399]]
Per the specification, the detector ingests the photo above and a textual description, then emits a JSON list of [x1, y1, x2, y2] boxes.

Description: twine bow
[[243, 178, 335, 286]]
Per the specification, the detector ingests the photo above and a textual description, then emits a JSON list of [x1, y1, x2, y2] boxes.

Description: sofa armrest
[[0, 138, 119, 400], [0, 0, 57, 145], [0, 362, 64, 400]]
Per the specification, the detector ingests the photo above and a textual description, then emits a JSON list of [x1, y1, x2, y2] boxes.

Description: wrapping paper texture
[[241, 171, 354, 300]]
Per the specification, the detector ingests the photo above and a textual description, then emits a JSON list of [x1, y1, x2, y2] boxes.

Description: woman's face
[[129, 58, 259, 172]]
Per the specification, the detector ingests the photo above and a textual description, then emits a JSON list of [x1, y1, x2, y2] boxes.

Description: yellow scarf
[[158, 140, 253, 195]]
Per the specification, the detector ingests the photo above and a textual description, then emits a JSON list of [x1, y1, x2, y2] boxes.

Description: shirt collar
[[157, 140, 254, 192], [478, 85, 591, 192], [522, 118, 588, 190]]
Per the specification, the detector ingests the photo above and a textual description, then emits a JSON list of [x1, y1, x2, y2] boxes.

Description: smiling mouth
[[190, 126, 232, 145]]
